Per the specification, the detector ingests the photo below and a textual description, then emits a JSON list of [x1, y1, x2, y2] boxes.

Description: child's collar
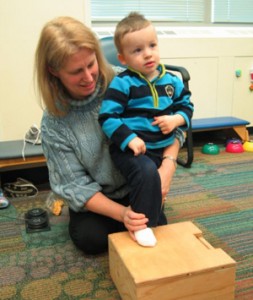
[[127, 63, 166, 81]]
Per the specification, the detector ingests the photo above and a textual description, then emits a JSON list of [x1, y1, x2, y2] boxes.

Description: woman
[[34, 16, 184, 254]]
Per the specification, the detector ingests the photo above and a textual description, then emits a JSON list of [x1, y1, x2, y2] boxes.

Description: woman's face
[[53, 48, 99, 99]]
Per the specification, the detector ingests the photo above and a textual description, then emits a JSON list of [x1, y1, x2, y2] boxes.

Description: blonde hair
[[34, 16, 114, 116], [114, 12, 151, 53]]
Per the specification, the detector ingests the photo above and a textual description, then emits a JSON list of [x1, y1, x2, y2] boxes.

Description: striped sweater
[[99, 64, 193, 151]]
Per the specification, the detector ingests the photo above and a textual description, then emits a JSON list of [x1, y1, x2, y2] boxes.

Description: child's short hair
[[114, 12, 151, 53]]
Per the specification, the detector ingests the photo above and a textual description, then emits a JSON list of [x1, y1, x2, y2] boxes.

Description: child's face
[[118, 25, 160, 80]]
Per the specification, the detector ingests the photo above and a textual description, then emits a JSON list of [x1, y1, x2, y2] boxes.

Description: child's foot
[[134, 228, 157, 247]]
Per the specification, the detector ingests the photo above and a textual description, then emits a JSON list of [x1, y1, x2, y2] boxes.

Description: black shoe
[[3, 178, 38, 198]]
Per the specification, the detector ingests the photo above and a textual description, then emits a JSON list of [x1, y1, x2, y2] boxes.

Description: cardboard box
[[109, 221, 236, 300]]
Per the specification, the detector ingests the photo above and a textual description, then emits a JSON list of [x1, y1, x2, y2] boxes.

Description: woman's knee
[[68, 211, 110, 255], [69, 225, 108, 255], [68, 209, 123, 255]]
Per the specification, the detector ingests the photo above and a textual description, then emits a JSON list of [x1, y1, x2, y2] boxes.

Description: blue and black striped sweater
[[99, 64, 193, 151]]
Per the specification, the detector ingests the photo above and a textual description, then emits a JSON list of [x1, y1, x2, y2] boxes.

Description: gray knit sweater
[[41, 84, 129, 212]]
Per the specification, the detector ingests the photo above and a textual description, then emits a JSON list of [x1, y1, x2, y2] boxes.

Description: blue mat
[[192, 116, 250, 131], [0, 140, 43, 159]]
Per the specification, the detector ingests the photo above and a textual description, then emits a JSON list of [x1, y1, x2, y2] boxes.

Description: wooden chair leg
[[232, 126, 249, 142]]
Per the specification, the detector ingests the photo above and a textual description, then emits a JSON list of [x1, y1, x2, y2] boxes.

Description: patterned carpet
[[0, 144, 253, 299]]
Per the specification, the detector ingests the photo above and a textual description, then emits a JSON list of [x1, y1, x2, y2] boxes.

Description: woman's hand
[[85, 192, 148, 241], [121, 206, 148, 240]]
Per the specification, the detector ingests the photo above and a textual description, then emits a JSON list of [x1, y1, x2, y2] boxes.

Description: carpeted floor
[[0, 142, 253, 299]]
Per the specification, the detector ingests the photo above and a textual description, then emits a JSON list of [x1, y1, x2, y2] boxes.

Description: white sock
[[134, 228, 157, 247]]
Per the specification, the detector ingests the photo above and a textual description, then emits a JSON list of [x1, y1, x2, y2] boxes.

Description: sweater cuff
[[175, 127, 185, 148]]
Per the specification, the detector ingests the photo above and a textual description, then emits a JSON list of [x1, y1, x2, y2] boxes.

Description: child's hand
[[152, 115, 176, 134], [128, 137, 146, 156]]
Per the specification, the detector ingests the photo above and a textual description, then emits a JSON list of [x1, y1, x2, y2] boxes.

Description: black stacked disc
[[25, 208, 50, 233]]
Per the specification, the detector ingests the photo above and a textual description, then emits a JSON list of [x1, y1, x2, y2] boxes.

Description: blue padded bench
[[178, 116, 250, 168], [192, 116, 250, 141], [0, 140, 46, 172]]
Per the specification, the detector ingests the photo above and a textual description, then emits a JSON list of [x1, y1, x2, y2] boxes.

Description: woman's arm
[[158, 138, 180, 200], [158, 126, 186, 200]]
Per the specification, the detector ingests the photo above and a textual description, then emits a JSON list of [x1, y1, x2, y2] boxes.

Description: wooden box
[[108, 221, 236, 300]]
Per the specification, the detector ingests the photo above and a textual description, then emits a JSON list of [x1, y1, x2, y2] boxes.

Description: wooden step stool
[[109, 221, 236, 300]]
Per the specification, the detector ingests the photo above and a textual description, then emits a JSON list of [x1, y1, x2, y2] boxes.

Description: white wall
[[159, 37, 253, 124], [0, 0, 86, 141], [1, 1, 253, 141]]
